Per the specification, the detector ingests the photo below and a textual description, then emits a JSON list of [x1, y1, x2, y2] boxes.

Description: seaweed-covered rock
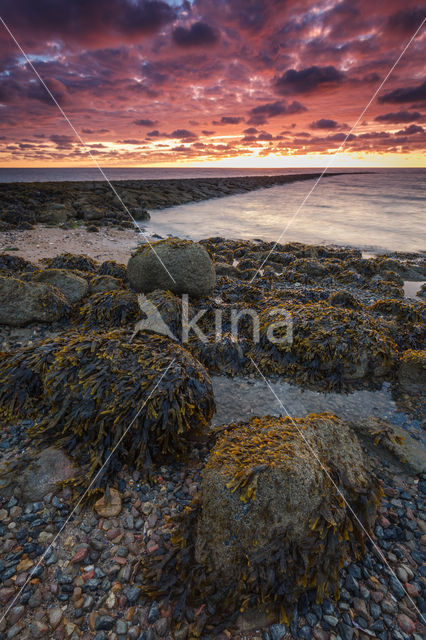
[[0, 330, 215, 490], [0, 276, 70, 326], [98, 260, 127, 280], [141, 414, 381, 629], [76, 290, 140, 329], [254, 302, 397, 388], [188, 333, 248, 375], [88, 275, 124, 295], [39, 203, 70, 225], [398, 349, 426, 392], [214, 262, 240, 278], [327, 290, 361, 310], [134, 289, 184, 340], [0, 253, 37, 275], [34, 268, 88, 303], [127, 239, 215, 297], [41, 252, 98, 272]]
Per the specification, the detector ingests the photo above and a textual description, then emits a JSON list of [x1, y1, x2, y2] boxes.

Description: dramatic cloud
[[275, 66, 344, 95], [379, 81, 426, 104], [387, 7, 426, 33], [1, 0, 425, 166], [248, 101, 306, 125], [134, 119, 157, 127], [172, 22, 219, 48], [375, 111, 424, 123], [310, 119, 339, 130], [215, 116, 245, 125]]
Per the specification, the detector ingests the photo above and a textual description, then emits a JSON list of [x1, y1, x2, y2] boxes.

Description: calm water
[[0, 167, 424, 253], [142, 169, 426, 253]]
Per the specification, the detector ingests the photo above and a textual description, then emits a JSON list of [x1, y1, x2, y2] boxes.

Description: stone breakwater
[[0, 172, 349, 231]]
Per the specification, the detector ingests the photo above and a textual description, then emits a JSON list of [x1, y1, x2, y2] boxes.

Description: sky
[[0, 0, 425, 168]]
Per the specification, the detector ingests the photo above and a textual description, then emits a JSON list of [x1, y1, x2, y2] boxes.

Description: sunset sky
[[0, 0, 425, 168]]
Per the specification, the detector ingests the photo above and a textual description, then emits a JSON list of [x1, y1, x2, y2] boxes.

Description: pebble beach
[[0, 176, 425, 640]]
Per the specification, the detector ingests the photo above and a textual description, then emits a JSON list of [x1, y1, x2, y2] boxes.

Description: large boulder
[[141, 414, 381, 629], [34, 268, 88, 303], [0, 330, 215, 490], [0, 276, 70, 326], [127, 239, 215, 298]]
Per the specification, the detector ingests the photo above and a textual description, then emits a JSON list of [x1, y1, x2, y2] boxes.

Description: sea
[[0, 167, 425, 254]]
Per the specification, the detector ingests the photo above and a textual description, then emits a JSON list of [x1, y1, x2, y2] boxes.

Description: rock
[[88, 275, 123, 294], [94, 488, 122, 517], [398, 350, 426, 392], [0, 447, 75, 500], [397, 613, 416, 634], [130, 207, 150, 221], [214, 262, 240, 278], [269, 624, 287, 640], [350, 417, 426, 474], [34, 269, 88, 304], [95, 615, 114, 631], [39, 203, 69, 225], [30, 620, 49, 638], [145, 414, 381, 623], [82, 206, 104, 221], [127, 239, 215, 298], [48, 607, 64, 629], [0, 276, 70, 326]]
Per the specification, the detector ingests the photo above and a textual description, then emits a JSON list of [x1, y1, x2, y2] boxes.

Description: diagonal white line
[[0, 358, 176, 624], [250, 17, 426, 283], [0, 16, 176, 284], [248, 355, 425, 622]]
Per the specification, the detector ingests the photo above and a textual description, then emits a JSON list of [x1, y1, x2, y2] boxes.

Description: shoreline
[[0, 171, 356, 231]]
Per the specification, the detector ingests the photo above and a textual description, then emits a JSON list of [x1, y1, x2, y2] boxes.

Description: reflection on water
[[404, 280, 425, 299], [211, 376, 425, 445], [144, 170, 426, 253]]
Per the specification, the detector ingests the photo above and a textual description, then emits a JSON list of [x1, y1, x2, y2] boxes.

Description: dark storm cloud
[[214, 116, 245, 125], [375, 111, 424, 124], [248, 100, 306, 125], [1, 0, 176, 46], [274, 66, 344, 95], [169, 129, 198, 139], [396, 124, 424, 135], [172, 22, 219, 48], [134, 119, 157, 127], [50, 134, 75, 149], [387, 7, 426, 33], [310, 119, 339, 130], [379, 81, 426, 104]]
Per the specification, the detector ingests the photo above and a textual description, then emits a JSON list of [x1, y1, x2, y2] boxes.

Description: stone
[[397, 614, 416, 634], [0, 276, 70, 326], [30, 620, 49, 638], [269, 624, 287, 640], [398, 350, 426, 392], [350, 418, 426, 475], [0, 447, 75, 501], [34, 269, 88, 304], [48, 607, 64, 629], [127, 239, 215, 298], [94, 488, 122, 518]]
